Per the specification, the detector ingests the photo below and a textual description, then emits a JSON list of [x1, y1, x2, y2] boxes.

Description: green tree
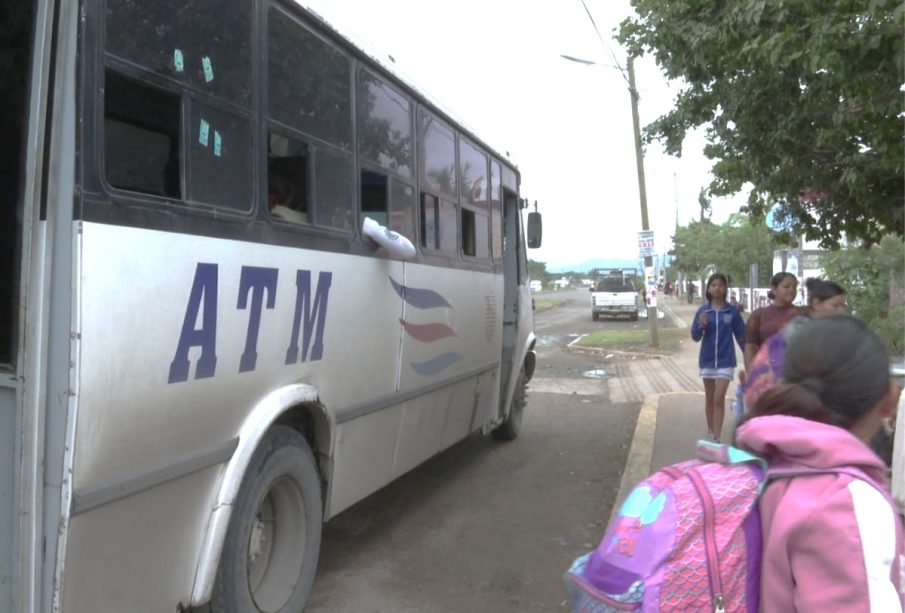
[[672, 214, 777, 286], [618, 0, 904, 247], [527, 259, 551, 286], [819, 236, 905, 355]]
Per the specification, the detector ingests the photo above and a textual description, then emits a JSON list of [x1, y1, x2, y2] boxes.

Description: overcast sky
[[301, 0, 745, 271]]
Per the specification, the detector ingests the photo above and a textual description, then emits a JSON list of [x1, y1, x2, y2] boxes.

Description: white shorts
[[700, 367, 735, 380]]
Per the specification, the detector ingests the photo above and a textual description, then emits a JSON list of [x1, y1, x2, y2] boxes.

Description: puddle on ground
[[582, 368, 608, 379]]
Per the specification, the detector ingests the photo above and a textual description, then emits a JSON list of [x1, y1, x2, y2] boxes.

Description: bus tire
[[492, 368, 527, 441], [592, 312, 599, 321], [211, 426, 322, 613]]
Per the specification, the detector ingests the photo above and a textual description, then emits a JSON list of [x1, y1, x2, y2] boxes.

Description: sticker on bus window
[[199, 119, 210, 147], [214, 131, 222, 157], [202, 56, 214, 82], [173, 49, 184, 73]]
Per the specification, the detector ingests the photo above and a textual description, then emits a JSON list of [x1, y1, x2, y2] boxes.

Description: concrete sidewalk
[[611, 296, 744, 519]]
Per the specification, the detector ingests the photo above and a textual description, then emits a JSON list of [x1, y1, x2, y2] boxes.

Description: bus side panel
[[63, 222, 403, 610], [0, 385, 14, 612], [397, 265, 501, 444], [61, 466, 222, 611], [327, 264, 502, 516]]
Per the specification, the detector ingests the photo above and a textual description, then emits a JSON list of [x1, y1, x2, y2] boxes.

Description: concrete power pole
[[627, 57, 659, 347]]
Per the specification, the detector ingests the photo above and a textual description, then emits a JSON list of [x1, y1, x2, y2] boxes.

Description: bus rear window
[[104, 70, 181, 198]]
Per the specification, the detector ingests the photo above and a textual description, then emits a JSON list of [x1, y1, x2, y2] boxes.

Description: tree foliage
[[671, 214, 778, 286], [618, 0, 904, 247], [819, 236, 905, 355]]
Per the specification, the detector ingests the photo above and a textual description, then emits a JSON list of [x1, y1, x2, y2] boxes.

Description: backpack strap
[[695, 440, 767, 469]]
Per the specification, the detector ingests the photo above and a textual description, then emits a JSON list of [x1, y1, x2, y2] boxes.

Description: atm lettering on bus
[[168, 262, 219, 384], [285, 270, 332, 365], [168, 264, 333, 384]]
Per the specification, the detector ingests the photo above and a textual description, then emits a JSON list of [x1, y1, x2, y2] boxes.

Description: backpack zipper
[[687, 469, 725, 612]]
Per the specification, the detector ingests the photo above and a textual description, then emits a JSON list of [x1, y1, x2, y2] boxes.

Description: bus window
[[421, 193, 438, 249], [460, 139, 490, 259], [357, 69, 412, 177], [106, 0, 252, 105], [104, 70, 181, 198], [268, 133, 309, 223], [360, 170, 387, 226], [188, 102, 251, 210], [315, 147, 355, 231], [268, 8, 351, 150], [438, 198, 457, 253], [490, 160, 503, 259], [390, 180, 416, 242], [419, 110, 456, 198]]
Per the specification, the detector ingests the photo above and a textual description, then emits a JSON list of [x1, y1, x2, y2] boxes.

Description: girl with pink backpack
[[737, 315, 903, 611]]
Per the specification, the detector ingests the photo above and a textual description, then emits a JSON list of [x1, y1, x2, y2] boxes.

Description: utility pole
[[627, 57, 659, 347]]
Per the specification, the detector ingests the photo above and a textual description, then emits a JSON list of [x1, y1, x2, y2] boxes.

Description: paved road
[[306, 289, 702, 612]]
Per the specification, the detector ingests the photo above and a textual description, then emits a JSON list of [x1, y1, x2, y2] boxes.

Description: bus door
[[2, 0, 79, 610], [499, 188, 529, 407]]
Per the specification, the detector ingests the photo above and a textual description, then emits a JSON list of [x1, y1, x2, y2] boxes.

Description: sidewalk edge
[[608, 393, 662, 526]]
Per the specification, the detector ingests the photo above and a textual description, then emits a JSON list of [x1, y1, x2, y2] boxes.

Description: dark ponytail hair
[[750, 316, 888, 429], [705, 272, 728, 302], [805, 277, 846, 306], [767, 271, 796, 301]]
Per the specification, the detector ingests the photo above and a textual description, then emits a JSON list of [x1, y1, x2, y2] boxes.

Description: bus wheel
[[592, 312, 599, 321], [492, 369, 527, 441], [211, 426, 322, 613]]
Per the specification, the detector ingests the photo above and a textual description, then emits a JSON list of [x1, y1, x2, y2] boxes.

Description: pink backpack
[[565, 442, 766, 612]]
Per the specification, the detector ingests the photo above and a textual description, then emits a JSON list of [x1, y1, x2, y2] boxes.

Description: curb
[[608, 393, 661, 526]]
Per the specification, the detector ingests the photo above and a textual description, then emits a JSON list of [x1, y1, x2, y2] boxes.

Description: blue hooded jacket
[[690, 302, 746, 368]]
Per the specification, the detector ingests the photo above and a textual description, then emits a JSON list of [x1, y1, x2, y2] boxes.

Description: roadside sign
[[637, 230, 655, 258]]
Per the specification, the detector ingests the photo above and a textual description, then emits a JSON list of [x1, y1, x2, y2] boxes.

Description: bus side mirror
[[527, 212, 542, 248]]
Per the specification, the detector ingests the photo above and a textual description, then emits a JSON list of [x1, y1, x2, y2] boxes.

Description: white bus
[[0, 0, 542, 610]]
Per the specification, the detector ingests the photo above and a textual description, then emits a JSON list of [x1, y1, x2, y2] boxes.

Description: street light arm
[[560, 54, 597, 65]]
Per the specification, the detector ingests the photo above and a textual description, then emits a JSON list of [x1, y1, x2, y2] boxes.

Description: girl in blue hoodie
[[690, 272, 746, 442]]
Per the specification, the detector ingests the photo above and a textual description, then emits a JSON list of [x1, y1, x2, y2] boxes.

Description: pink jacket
[[736, 415, 904, 612]]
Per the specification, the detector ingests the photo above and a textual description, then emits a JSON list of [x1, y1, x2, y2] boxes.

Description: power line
[[578, 0, 631, 90]]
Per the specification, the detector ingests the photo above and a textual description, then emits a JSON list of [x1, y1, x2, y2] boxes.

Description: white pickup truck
[[590, 273, 640, 321]]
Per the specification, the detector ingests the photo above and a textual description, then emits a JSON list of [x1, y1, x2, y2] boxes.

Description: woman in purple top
[[743, 272, 803, 371]]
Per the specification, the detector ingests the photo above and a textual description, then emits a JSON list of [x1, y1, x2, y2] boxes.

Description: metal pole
[[627, 57, 659, 347]]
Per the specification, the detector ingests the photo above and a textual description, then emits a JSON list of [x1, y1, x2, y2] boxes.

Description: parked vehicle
[[590, 269, 640, 321]]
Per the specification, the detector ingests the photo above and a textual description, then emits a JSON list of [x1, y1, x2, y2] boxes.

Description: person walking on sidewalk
[[690, 272, 746, 442], [744, 278, 847, 409], [736, 316, 904, 612], [743, 272, 804, 371]]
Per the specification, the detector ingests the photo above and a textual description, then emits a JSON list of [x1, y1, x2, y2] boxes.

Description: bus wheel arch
[[210, 425, 323, 612]]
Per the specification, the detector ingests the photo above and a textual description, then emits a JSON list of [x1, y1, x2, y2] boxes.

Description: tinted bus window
[[390, 180, 416, 242], [459, 139, 488, 210], [268, 9, 351, 150], [106, 0, 252, 105], [490, 160, 503, 259], [315, 147, 354, 231], [438, 198, 457, 253], [189, 102, 251, 209], [419, 111, 456, 198], [357, 69, 412, 177]]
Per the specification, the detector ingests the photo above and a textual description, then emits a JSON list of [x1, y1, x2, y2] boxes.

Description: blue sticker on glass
[[174, 49, 184, 73], [214, 131, 222, 157], [202, 56, 214, 82], [199, 119, 210, 147]]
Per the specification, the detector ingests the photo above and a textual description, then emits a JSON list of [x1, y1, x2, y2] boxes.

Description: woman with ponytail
[[735, 316, 904, 612]]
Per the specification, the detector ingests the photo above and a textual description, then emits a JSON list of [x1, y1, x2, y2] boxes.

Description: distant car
[[529, 280, 542, 292]]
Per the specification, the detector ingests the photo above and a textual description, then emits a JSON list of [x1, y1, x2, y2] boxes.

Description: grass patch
[[574, 326, 687, 353]]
